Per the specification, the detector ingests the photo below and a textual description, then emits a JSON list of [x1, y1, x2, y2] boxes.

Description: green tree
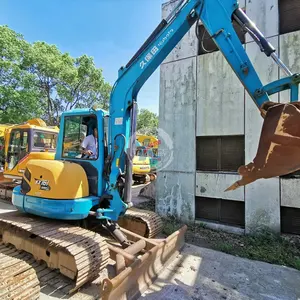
[[23, 41, 75, 125], [25, 42, 111, 125], [0, 25, 43, 123], [58, 55, 111, 112], [137, 108, 158, 136], [0, 25, 111, 125]]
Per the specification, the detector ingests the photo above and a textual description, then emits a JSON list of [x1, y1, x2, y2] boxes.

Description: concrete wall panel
[[156, 171, 195, 222], [158, 55, 196, 221], [244, 37, 280, 233], [245, 0, 279, 43], [159, 57, 196, 173], [280, 31, 300, 102], [196, 51, 244, 136], [196, 172, 244, 201], [281, 179, 300, 209], [245, 179, 280, 233]]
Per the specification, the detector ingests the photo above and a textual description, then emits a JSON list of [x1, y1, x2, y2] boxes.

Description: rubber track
[[0, 243, 40, 300], [122, 207, 163, 238], [0, 211, 110, 293]]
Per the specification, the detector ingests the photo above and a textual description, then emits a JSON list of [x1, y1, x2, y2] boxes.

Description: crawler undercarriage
[[0, 204, 186, 300]]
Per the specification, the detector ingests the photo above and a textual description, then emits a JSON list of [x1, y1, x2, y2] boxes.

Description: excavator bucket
[[226, 101, 300, 191]]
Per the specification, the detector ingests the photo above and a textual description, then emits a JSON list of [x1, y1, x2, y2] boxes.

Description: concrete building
[[157, 0, 300, 234]]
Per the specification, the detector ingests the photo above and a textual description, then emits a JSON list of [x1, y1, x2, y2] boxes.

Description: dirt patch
[[135, 200, 300, 271]]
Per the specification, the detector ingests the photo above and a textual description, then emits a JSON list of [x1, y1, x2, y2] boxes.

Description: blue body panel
[[13, 186, 99, 220]]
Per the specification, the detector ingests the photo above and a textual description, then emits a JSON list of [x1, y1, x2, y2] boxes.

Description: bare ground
[[135, 198, 300, 271]]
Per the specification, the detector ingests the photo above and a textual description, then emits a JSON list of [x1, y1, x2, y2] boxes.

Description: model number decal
[[35, 179, 51, 191]]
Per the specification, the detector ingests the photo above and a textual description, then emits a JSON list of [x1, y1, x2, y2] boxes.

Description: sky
[[0, 0, 168, 114]]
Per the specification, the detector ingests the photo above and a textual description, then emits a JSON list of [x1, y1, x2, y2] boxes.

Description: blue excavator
[[1, 1, 300, 299]]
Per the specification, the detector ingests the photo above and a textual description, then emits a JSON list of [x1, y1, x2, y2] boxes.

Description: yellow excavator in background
[[135, 134, 159, 181], [136, 134, 159, 148], [132, 135, 159, 184], [0, 118, 58, 199], [132, 139, 152, 184]]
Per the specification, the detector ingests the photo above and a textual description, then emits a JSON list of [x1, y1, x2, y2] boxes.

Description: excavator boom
[[105, 0, 300, 221]]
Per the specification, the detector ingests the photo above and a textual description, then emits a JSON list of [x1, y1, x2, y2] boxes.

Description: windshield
[[135, 147, 158, 158], [136, 147, 146, 157], [62, 115, 98, 160], [7, 129, 29, 171], [33, 130, 57, 150]]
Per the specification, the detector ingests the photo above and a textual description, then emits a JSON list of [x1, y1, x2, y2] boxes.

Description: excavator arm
[[101, 0, 300, 222]]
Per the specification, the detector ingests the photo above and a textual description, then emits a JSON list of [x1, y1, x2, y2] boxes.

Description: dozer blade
[[101, 225, 187, 300], [0, 211, 110, 294], [226, 101, 300, 191]]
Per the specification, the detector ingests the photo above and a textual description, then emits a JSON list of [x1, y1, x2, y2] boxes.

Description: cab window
[[7, 130, 29, 171], [62, 115, 97, 160], [33, 131, 57, 150]]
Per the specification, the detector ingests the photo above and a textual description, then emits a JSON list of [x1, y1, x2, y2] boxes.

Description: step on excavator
[[1, 0, 300, 299]]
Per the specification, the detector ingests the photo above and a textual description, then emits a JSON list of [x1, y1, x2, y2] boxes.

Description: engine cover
[[22, 159, 89, 199]]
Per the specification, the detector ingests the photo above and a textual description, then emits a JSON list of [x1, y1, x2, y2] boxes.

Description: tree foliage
[[0, 25, 111, 125], [137, 109, 158, 136], [0, 25, 43, 123], [0, 25, 158, 135]]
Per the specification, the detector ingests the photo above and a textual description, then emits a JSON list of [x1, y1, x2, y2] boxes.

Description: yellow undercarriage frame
[[23, 160, 89, 199]]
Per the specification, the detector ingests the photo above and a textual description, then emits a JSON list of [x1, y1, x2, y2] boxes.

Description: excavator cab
[[4, 123, 58, 181], [13, 109, 108, 218]]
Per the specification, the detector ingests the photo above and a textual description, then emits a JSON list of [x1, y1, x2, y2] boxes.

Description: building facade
[[157, 0, 300, 234]]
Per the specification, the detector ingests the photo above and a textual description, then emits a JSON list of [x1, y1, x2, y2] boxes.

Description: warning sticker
[[115, 117, 123, 125]]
